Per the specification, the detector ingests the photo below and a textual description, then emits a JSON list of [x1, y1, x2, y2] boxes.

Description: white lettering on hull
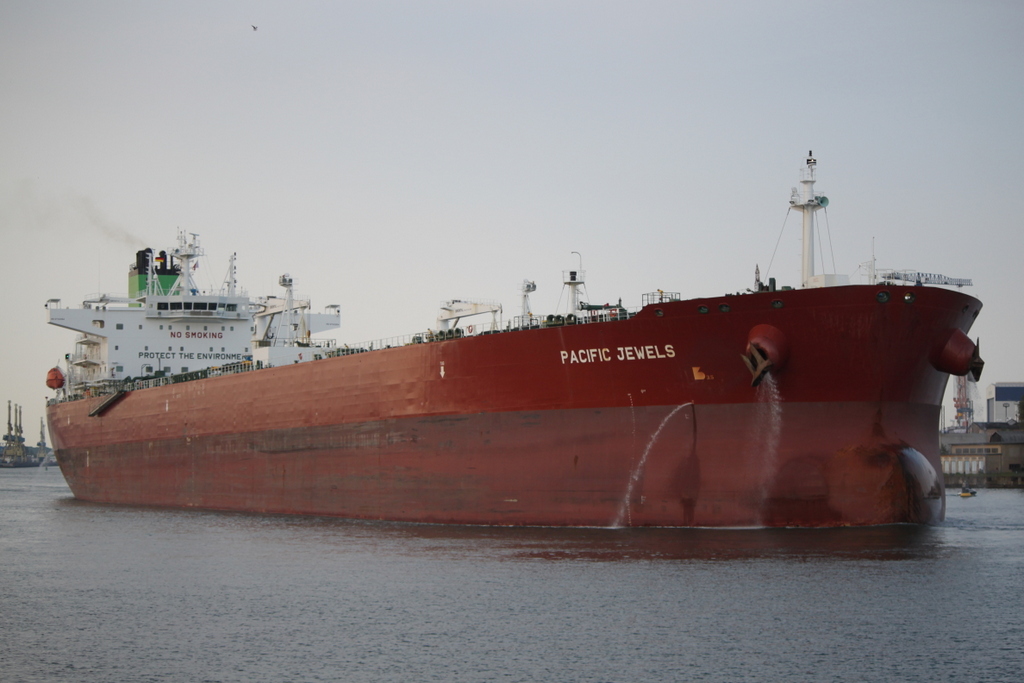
[[559, 344, 675, 365]]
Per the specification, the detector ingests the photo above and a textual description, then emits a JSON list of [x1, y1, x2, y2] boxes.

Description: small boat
[[959, 484, 977, 497]]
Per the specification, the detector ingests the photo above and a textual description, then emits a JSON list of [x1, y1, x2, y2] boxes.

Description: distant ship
[[44, 154, 983, 526]]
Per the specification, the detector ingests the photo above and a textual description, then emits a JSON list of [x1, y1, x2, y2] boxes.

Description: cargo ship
[[45, 154, 983, 526]]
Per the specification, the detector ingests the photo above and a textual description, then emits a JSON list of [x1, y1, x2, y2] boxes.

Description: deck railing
[[46, 302, 645, 405]]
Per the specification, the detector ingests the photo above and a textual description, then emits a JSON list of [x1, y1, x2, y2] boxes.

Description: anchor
[[930, 329, 984, 380], [741, 324, 789, 387], [969, 338, 984, 381], [741, 344, 773, 387]]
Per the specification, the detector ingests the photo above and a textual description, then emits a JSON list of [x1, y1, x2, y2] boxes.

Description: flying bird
[[252, 25, 257, 31]]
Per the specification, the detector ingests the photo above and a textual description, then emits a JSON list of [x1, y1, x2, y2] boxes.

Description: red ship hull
[[47, 285, 981, 527]]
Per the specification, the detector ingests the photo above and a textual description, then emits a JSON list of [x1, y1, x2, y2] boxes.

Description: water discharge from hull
[[613, 402, 693, 528], [754, 373, 783, 524]]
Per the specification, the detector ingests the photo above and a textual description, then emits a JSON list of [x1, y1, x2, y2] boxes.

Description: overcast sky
[[2, 0, 1022, 435]]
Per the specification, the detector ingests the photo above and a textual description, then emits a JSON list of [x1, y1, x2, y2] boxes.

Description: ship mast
[[168, 230, 204, 297], [278, 274, 305, 342], [222, 252, 238, 297], [563, 252, 585, 314], [521, 279, 536, 320], [789, 151, 828, 288]]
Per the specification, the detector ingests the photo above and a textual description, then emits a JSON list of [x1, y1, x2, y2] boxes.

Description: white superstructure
[[46, 231, 340, 394]]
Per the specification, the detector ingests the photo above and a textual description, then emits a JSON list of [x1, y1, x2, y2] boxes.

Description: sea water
[[2, 467, 1022, 683]]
